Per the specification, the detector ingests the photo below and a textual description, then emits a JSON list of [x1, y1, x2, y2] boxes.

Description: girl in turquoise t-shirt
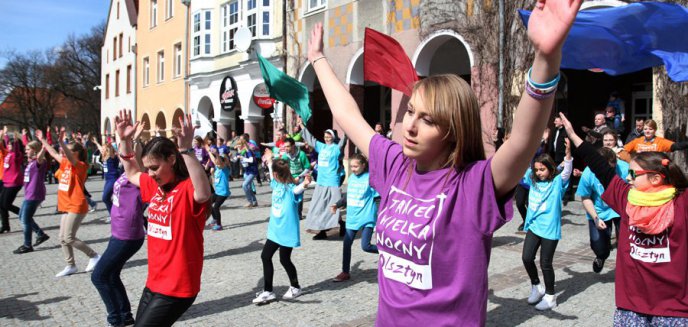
[[206, 145, 231, 231], [521, 139, 572, 311], [253, 158, 312, 305], [330, 153, 379, 282]]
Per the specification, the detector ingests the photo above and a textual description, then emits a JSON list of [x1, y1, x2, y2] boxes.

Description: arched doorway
[[172, 108, 185, 130], [141, 113, 151, 140], [155, 111, 167, 137], [299, 62, 332, 140], [103, 118, 112, 137], [412, 30, 473, 82], [196, 97, 215, 138], [347, 48, 392, 139]]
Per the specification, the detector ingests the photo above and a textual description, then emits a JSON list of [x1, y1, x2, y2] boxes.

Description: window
[[221, 1, 239, 53], [115, 70, 120, 97], [174, 43, 182, 77], [105, 74, 110, 99], [165, 0, 173, 19], [247, 13, 256, 37], [307, 0, 326, 12], [126, 65, 132, 93], [128, 37, 131, 53], [262, 12, 269, 36], [247, 0, 256, 10], [151, 0, 158, 28], [143, 57, 150, 86], [192, 10, 212, 56], [119, 33, 123, 58], [263, 0, 269, 5], [117, 1, 120, 19], [113, 37, 117, 60], [157, 51, 165, 82]]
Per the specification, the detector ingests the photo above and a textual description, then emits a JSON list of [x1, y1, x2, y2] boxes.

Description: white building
[[188, 0, 284, 142], [101, 0, 138, 136]]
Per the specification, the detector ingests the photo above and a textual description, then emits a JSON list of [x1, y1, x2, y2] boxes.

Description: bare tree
[[49, 22, 104, 133], [0, 50, 61, 130]]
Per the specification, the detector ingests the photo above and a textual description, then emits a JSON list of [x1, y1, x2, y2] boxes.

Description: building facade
[[136, 0, 189, 138], [188, 0, 285, 143], [101, 0, 139, 136]]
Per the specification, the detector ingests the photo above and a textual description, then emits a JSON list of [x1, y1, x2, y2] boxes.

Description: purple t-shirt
[[23, 160, 48, 201], [110, 174, 145, 240], [369, 135, 512, 327]]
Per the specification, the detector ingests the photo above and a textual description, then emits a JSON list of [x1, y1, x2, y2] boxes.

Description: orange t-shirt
[[0, 148, 7, 180], [624, 136, 674, 154], [57, 158, 89, 214]]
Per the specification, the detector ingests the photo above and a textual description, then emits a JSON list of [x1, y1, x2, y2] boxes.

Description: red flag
[[364, 28, 419, 97]]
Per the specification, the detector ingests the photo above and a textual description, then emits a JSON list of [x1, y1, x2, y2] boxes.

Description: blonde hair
[[412, 74, 485, 170], [101, 143, 116, 160], [26, 141, 41, 159]]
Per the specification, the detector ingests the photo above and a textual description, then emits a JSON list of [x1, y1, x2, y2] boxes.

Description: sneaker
[[89, 203, 98, 213], [55, 265, 78, 277], [244, 202, 253, 208], [283, 286, 302, 300], [527, 284, 545, 304], [13, 245, 34, 254], [252, 291, 276, 304], [593, 258, 605, 273], [516, 223, 526, 234], [535, 294, 557, 311], [123, 315, 135, 326], [312, 232, 328, 240], [212, 225, 223, 231], [33, 234, 50, 247], [85, 254, 101, 272], [251, 202, 258, 208], [333, 272, 350, 282]]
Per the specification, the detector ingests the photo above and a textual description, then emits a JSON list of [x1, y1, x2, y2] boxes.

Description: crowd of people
[[2, 1, 688, 326]]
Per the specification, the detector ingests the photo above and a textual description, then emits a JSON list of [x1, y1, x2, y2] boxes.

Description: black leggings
[[211, 194, 228, 225], [514, 185, 529, 221], [522, 230, 559, 295], [134, 287, 196, 327], [261, 239, 300, 292], [0, 185, 21, 230]]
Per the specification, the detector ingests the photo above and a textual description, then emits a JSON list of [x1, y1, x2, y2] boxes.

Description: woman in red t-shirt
[[115, 110, 211, 326]]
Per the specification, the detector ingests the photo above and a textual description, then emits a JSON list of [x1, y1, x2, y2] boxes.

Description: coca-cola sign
[[253, 83, 275, 109], [219, 75, 238, 111]]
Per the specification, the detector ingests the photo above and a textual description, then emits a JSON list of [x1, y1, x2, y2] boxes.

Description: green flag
[[257, 53, 312, 123]]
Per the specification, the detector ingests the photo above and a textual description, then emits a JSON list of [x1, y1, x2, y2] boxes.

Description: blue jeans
[[91, 236, 144, 326], [102, 179, 116, 214], [342, 227, 378, 273], [242, 173, 257, 205], [588, 218, 620, 260], [19, 200, 46, 248]]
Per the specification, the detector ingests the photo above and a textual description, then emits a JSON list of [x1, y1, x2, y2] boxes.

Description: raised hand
[[114, 109, 140, 140], [172, 114, 195, 150], [35, 129, 44, 142], [559, 112, 583, 147], [307, 22, 324, 63], [528, 0, 582, 57], [133, 121, 146, 141]]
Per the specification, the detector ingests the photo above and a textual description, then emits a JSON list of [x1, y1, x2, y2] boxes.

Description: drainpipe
[[182, 0, 191, 116], [498, 0, 504, 128]]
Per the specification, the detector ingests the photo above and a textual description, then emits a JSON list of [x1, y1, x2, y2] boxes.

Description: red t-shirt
[[602, 176, 688, 317], [139, 174, 209, 298]]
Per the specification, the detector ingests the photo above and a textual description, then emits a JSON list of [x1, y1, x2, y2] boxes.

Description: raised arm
[[91, 135, 105, 153], [115, 110, 143, 186], [300, 124, 318, 148], [174, 114, 212, 203], [338, 134, 348, 150], [57, 127, 79, 166], [491, 0, 582, 198], [560, 112, 616, 189], [307, 23, 376, 157], [34, 129, 63, 163]]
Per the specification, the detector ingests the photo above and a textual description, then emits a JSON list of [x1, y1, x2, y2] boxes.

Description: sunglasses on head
[[629, 169, 665, 180]]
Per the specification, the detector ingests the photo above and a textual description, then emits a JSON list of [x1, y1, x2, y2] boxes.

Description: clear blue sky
[[0, 0, 110, 68]]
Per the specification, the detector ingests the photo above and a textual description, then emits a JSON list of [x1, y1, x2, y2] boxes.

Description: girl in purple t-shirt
[[304, 1, 581, 325], [12, 141, 50, 254]]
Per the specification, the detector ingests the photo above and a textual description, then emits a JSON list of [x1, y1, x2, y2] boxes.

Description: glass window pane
[[205, 11, 211, 29], [263, 12, 269, 36], [205, 34, 211, 54]]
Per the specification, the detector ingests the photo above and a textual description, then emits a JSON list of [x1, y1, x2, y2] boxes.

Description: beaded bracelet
[[525, 81, 557, 100]]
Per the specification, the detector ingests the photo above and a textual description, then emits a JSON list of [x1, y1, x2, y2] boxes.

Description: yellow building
[[137, 0, 190, 137]]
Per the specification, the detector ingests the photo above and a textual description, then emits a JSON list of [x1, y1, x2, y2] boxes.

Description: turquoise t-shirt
[[267, 180, 301, 248], [345, 172, 379, 230], [315, 142, 341, 187], [213, 167, 231, 197], [522, 169, 569, 240], [576, 159, 629, 221]]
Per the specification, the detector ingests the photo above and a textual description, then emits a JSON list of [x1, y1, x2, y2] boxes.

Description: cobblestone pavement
[[0, 177, 617, 326]]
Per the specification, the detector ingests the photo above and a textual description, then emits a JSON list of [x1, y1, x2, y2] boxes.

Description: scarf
[[626, 185, 676, 235]]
